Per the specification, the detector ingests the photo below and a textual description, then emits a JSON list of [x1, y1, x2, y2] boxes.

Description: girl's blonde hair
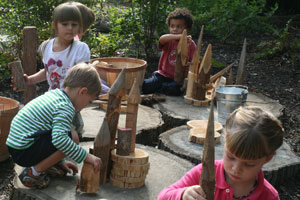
[[225, 106, 283, 160], [63, 62, 102, 96]]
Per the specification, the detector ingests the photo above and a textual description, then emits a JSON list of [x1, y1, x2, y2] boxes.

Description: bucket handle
[[220, 85, 248, 90]]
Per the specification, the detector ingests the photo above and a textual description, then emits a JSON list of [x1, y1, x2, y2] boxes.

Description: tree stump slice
[[158, 125, 300, 186], [188, 127, 221, 145], [111, 148, 149, 165], [187, 120, 223, 132], [81, 103, 162, 140], [13, 143, 194, 200]]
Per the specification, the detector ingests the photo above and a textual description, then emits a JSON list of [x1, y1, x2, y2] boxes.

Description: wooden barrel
[[110, 148, 150, 189], [0, 96, 19, 161], [91, 57, 147, 93]]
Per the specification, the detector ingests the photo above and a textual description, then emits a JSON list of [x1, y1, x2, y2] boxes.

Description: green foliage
[[175, 0, 277, 42], [255, 19, 300, 60]]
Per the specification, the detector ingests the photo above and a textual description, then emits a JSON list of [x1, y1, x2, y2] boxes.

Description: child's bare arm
[[182, 185, 207, 200], [84, 153, 102, 172], [24, 69, 47, 86], [159, 34, 182, 45]]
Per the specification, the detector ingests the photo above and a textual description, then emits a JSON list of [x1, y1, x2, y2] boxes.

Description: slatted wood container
[[110, 148, 150, 189], [92, 57, 147, 93], [0, 97, 19, 161]]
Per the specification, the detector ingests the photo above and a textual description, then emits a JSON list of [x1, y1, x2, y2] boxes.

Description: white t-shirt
[[42, 38, 90, 90]]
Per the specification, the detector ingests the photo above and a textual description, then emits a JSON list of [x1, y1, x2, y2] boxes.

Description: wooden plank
[[22, 26, 37, 104], [8, 61, 26, 92]]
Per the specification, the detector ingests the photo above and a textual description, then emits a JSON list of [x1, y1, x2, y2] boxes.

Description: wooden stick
[[106, 68, 126, 149], [192, 44, 212, 100], [209, 62, 234, 83], [227, 68, 233, 85], [93, 117, 111, 185], [125, 79, 141, 152], [22, 26, 37, 104], [116, 128, 132, 156], [8, 61, 26, 92], [174, 29, 188, 85], [78, 162, 100, 193], [186, 26, 204, 98], [236, 38, 247, 85], [200, 99, 215, 200]]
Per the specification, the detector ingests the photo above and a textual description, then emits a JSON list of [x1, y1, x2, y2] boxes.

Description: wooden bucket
[[91, 57, 147, 93], [0, 97, 19, 162], [110, 148, 150, 189]]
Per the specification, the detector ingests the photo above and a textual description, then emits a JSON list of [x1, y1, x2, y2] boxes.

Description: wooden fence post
[[22, 26, 37, 104]]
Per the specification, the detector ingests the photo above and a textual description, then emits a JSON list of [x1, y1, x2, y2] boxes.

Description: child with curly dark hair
[[142, 8, 196, 96]]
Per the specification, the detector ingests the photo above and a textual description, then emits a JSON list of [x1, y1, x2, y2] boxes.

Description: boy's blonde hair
[[225, 106, 283, 160], [52, 2, 83, 35], [73, 2, 95, 32], [63, 63, 102, 96], [166, 8, 194, 30]]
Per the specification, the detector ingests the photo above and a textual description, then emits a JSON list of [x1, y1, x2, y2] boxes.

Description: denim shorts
[[8, 130, 72, 167]]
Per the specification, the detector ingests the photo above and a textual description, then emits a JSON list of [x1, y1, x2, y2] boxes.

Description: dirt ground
[[0, 35, 300, 199]]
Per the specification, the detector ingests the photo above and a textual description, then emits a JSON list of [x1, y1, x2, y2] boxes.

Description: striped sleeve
[[51, 103, 87, 163]]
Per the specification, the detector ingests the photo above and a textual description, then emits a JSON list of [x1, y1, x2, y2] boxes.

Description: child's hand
[[85, 153, 102, 172], [23, 74, 33, 86], [61, 160, 78, 175], [187, 35, 193, 44], [182, 185, 207, 200]]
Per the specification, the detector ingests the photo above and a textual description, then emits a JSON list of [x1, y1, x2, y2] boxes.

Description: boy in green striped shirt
[[6, 63, 102, 188]]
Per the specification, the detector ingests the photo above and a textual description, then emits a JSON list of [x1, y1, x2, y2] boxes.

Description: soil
[[1, 36, 300, 199]]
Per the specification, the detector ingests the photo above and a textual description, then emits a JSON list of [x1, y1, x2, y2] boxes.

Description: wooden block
[[111, 148, 149, 165], [110, 171, 147, 183], [116, 128, 132, 156], [187, 120, 223, 132], [111, 167, 149, 178], [189, 127, 221, 144], [112, 161, 150, 171], [8, 61, 26, 92], [78, 162, 100, 193]]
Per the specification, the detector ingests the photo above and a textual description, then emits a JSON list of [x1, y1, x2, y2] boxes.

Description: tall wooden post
[[174, 29, 188, 85], [200, 98, 215, 200], [22, 26, 37, 104], [125, 79, 141, 152], [106, 68, 126, 149], [93, 117, 111, 185], [236, 38, 247, 85], [192, 44, 212, 100], [186, 26, 204, 98]]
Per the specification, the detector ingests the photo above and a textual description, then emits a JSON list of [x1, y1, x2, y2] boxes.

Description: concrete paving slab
[[81, 103, 162, 138], [158, 125, 300, 186], [13, 143, 194, 200], [153, 92, 284, 123]]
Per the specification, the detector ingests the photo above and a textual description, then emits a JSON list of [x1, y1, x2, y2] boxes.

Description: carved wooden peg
[[125, 78, 141, 152], [116, 127, 132, 156], [93, 117, 111, 185], [8, 61, 26, 92], [200, 99, 215, 200], [236, 38, 247, 85]]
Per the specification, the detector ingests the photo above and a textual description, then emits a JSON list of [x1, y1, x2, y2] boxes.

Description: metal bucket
[[0, 97, 19, 162], [216, 85, 248, 125]]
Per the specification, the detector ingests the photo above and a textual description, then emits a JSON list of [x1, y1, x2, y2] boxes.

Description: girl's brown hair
[[225, 106, 284, 160]]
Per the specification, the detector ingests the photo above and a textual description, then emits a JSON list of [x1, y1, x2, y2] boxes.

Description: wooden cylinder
[[185, 71, 195, 98], [116, 128, 132, 156], [8, 61, 26, 92], [110, 148, 149, 189], [22, 26, 37, 104], [78, 162, 100, 193]]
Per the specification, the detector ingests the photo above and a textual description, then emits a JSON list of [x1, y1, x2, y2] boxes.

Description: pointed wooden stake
[[93, 117, 111, 185], [236, 38, 247, 85], [200, 98, 215, 200], [192, 44, 212, 100], [174, 29, 188, 85], [186, 26, 204, 98], [227, 68, 233, 85], [106, 68, 126, 149], [210, 62, 234, 83], [125, 78, 141, 152]]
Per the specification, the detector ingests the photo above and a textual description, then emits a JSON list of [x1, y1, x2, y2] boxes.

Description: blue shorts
[[8, 130, 72, 167]]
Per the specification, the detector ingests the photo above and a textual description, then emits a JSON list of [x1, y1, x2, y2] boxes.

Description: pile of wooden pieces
[[78, 68, 150, 192]]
